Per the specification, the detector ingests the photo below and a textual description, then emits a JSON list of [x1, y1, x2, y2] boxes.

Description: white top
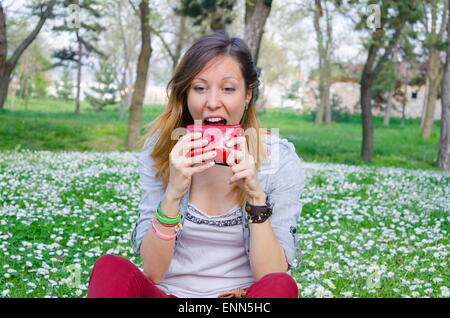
[[157, 201, 255, 297]]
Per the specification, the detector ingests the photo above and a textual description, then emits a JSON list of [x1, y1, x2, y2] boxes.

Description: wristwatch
[[244, 195, 273, 223]]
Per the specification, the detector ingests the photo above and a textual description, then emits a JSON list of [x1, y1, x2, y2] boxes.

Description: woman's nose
[[206, 88, 222, 109]]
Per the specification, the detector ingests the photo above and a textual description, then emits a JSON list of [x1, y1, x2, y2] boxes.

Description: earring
[[244, 102, 249, 111]]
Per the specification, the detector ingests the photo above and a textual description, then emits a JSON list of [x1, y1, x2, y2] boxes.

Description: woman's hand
[[166, 132, 217, 200], [226, 136, 266, 204]]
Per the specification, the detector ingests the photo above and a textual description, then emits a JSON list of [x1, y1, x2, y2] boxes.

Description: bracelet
[[157, 201, 180, 219], [154, 217, 183, 230], [155, 212, 181, 225], [151, 218, 177, 240], [156, 201, 181, 225], [245, 195, 272, 224]]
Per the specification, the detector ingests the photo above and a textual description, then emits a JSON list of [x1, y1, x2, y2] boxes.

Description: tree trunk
[[359, 23, 404, 162], [324, 63, 332, 126], [313, 0, 332, 127], [314, 0, 325, 126], [172, 15, 186, 74], [401, 84, 407, 126], [438, 1, 450, 170], [0, 0, 56, 111], [360, 75, 374, 161], [0, 75, 9, 109], [420, 78, 429, 129], [359, 43, 378, 162], [127, 0, 152, 149], [244, 0, 272, 65], [324, 2, 332, 127], [75, 37, 82, 115], [422, 48, 442, 138], [118, 0, 131, 120]]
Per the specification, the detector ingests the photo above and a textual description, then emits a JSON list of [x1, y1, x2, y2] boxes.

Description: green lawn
[[0, 97, 443, 170], [0, 151, 448, 298], [0, 98, 448, 298]]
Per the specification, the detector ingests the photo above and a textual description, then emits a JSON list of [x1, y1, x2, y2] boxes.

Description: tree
[[175, 0, 236, 34], [14, 38, 52, 107], [0, 0, 56, 111], [56, 67, 74, 102], [343, 0, 422, 161], [371, 52, 399, 126], [244, 0, 272, 66], [438, 0, 450, 170], [53, 0, 106, 114], [258, 34, 293, 109], [85, 60, 118, 112], [420, 0, 448, 138], [245, 0, 273, 113], [127, 0, 152, 149], [313, 0, 333, 127], [99, 0, 140, 120]]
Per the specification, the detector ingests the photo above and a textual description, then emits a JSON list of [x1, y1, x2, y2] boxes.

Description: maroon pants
[[87, 254, 298, 298]]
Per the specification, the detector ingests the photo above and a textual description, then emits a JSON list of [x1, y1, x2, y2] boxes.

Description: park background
[[0, 0, 449, 298]]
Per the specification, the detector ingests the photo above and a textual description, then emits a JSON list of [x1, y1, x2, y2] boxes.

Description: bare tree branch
[[5, 0, 56, 74]]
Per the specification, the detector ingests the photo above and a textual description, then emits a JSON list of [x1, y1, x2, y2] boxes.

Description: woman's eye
[[194, 87, 205, 91], [224, 87, 236, 92]]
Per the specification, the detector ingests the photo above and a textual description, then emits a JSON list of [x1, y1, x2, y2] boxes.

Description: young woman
[[87, 30, 305, 298]]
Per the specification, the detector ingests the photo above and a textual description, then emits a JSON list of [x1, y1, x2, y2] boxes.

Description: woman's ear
[[246, 89, 253, 104]]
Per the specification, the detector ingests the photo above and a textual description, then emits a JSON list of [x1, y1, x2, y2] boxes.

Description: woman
[[87, 30, 305, 298]]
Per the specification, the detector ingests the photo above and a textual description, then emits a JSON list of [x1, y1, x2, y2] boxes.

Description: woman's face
[[187, 55, 252, 125]]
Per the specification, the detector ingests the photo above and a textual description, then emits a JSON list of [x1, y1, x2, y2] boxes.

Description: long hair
[[139, 30, 268, 206]]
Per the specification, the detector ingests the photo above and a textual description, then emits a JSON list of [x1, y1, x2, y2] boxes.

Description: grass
[[0, 97, 443, 170], [0, 151, 448, 298], [0, 97, 162, 152], [0, 98, 448, 298]]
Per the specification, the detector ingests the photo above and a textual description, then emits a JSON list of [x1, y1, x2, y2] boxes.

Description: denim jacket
[[130, 132, 306, 271]]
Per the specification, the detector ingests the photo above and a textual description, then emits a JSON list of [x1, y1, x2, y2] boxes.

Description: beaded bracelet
[[151, 218, 177, 240]]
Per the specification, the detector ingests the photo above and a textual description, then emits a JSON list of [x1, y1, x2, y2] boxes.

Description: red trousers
[[87, 254, 298, 298]]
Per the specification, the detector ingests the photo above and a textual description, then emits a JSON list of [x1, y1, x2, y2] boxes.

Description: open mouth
[[203, 118, 227, 125]]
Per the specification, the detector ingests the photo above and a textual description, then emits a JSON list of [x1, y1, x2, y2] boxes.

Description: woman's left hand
[[226, 136, 266, 204]]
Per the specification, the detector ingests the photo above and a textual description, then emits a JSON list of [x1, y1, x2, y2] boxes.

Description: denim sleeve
[[267, 140, 306, 270], [130, 135, 165, 256]]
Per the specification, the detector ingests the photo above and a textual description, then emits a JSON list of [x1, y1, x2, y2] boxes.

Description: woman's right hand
[[166, 132, 217, 200]]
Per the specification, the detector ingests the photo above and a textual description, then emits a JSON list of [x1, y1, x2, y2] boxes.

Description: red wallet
[[186, 124, 241, 166]]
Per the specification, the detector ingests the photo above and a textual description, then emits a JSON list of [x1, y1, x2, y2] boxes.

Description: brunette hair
[[140, 30, 268, 206]]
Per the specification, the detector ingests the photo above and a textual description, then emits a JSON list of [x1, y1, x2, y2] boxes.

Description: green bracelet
[[157, 201, 179, 219], [156, 201, 181, 224]]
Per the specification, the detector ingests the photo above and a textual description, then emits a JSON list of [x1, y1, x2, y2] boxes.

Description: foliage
[[174, 0, 236, 30], [84, 61, 118, 112], [372, 60, 398, 99], [56, 67, 74, 102]]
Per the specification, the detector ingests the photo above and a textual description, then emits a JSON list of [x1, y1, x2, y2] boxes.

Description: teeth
[[205, 118, 225, 123]]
